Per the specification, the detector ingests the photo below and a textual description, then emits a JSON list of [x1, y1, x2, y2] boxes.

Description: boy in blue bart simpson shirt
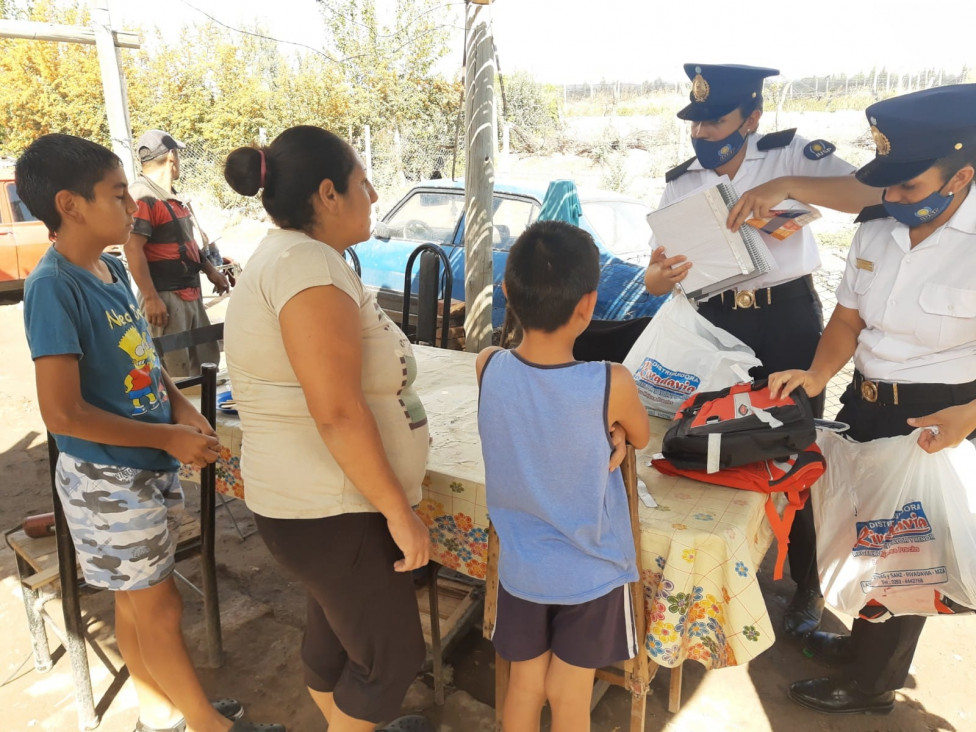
[[17, 134, 284, 732], [477, 220, 650, 732]]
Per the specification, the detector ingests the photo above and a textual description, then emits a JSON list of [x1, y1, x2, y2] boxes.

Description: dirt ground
[[1, 286, 974, 732]]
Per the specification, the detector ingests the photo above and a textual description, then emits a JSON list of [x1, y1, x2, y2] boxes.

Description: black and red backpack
[[653, 381, 826, 580]]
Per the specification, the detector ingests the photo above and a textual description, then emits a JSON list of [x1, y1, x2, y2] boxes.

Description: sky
[[109, 0, 976, 84]]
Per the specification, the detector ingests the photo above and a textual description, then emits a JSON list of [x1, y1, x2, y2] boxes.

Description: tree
[[315, 0, 461, 187], [500, 72, 562, 152], [0, 0, 108, 155]]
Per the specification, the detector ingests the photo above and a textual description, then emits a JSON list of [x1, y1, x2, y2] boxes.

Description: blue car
[[352, 179, 668, 328]]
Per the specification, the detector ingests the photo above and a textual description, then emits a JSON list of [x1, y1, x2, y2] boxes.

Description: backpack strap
[[764, 484, 809, 581], [158, 198, 191, 264]]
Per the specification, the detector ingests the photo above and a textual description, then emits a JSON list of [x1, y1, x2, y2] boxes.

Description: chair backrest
[[344, 246, 362, 276], [152, 322, 225, 356], [573, 317, 652, 364], [401, 243, 454, 349], [47, 363, 219, 588]]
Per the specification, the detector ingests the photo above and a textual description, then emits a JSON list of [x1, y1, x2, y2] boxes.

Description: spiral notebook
[[646, 177, 776, 300]]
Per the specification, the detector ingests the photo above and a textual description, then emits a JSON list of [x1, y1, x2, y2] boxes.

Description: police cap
[[676, 63, 779, 122], [856, 84, 976, 187]]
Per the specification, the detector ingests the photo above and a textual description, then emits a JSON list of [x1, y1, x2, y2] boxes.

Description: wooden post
[[463, 0, 495, 352], [0, 19, 140, 48], [91, 1, 135, 182]]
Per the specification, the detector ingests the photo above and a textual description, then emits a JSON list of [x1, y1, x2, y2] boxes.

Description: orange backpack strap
[[763, 497, 793, 581]]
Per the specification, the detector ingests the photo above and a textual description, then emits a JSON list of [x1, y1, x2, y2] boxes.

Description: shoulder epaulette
[[756, 128, 797, 151], [854, 204, 890, 224], [665, 156, 697, 183]]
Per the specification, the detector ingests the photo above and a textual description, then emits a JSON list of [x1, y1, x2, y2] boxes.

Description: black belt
[[851, 370, 976, 408], [709, 275, 816, 310]]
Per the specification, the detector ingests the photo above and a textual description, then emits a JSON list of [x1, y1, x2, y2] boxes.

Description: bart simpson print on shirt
[[118, 326, 161, 416]]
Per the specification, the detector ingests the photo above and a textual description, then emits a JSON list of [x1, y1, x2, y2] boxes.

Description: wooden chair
[[483, 446, 653, 731], [401, 243, 454, 349], [6, 364, 223, 731]]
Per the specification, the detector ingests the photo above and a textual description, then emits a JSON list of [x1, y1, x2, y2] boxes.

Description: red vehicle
[[0, 169, 50, 299]]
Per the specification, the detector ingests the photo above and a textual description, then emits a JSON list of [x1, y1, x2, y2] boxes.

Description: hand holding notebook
[[646, 177, 777, 300]]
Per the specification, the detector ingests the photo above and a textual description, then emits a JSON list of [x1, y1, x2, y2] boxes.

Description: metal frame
[[401, 243, 454, 349]]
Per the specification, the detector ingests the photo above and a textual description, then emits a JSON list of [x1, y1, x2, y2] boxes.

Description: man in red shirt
[[124, 130, 229, 376]]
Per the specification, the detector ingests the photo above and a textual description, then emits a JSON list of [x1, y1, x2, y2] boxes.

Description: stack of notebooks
[[646, 177, 779, 300]]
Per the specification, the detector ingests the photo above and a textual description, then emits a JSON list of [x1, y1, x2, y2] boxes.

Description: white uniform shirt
[[835, 185, 976, 384], [655, 132, 855, 290]]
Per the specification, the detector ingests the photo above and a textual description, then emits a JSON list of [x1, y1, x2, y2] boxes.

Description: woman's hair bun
[[224, 146, 265, 197]]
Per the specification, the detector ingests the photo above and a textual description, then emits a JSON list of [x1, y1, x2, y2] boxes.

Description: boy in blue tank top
[[17, 134, 284, 732], [477, 220, 650, 731]]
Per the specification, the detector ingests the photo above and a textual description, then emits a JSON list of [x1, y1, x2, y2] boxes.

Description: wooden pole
[[92, 1, 135, 181], [0, 19, 140, 48], [463, 0, 495, 352]]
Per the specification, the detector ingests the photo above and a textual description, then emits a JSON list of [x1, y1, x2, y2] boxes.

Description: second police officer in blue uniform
[[644, 63, 876, 638], [768, 83, 976, 714]]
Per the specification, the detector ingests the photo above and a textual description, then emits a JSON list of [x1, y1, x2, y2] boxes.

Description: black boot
[[783, 586, 824, 638], [804, 630, 856, 665]]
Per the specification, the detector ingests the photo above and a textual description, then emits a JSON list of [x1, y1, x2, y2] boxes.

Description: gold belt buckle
[[734, 290, 756, 309], [860, 380, 879, 403]]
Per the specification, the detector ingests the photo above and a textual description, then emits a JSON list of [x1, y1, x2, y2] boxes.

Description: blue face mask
[[882, 181, 954, 226], [691, 120, 748, 170]]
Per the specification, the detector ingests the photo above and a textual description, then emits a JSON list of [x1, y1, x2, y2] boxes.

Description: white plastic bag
[[622, 294, 761, 418], [814, 429, 976, 619]]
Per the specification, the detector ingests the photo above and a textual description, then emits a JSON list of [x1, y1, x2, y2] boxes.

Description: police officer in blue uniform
[[769, 83, 976, 714], [645, 63, 868, 638]]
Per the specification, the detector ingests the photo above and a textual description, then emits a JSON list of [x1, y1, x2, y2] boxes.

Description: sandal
[[377, 715, 435, 732], [134, 698, 246, 732], [228, 723, 287, 731], [213, 698, 245, 721]]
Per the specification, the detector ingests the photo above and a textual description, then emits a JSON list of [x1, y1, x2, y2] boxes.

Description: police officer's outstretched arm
[[908, 400, 976, 453], [727, 175, 882, 231], [769, 304, 865, 400]]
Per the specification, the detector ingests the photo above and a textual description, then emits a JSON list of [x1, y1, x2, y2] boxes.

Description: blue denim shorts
[[54, 454, 184, 591]]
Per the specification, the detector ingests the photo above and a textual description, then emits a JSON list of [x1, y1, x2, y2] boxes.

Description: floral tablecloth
[[186, 345, 776, 671]]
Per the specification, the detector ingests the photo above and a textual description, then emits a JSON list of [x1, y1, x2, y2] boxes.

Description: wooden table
[[186, 345, 777, 689]]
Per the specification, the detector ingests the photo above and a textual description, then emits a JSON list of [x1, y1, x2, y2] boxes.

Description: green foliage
[[0, 0, 460, 207], [316, 0, 461, 189], [499, 72, 562, 150], [0, 0, 108, 153]]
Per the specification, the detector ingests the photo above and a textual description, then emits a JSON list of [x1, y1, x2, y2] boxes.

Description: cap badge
[[692, 74, 710, 102], [870, 125, 891, 156]]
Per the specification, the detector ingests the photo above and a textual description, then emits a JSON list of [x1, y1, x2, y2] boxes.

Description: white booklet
[[646, 176, 776, 300]]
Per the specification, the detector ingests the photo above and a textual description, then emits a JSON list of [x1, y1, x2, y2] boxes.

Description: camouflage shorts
[[55, 454, 185, 591]]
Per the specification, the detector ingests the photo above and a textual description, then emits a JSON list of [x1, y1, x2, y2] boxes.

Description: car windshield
[[491, 196, 540, 249], [581, 200, 651, 257], [6, 182, 38, 223], [384, 188, 540, 250], [385, 190, 463, 244]]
